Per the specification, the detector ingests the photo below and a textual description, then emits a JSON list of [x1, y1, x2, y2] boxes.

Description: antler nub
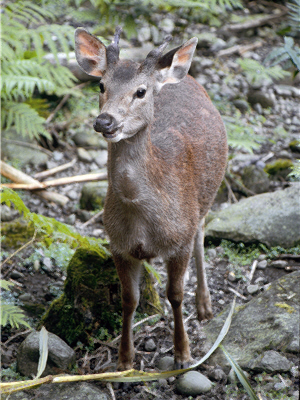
[[106, 26, 123, 65]]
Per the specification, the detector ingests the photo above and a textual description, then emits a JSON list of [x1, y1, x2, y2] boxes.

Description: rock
[[42, 257, 53, 273], [35, 382, 108, 400], [176, 371, 212, 395], [274, 85, 300, 97], [19, 293, 32, 302], [257, 260, 267, 269], [203, 270, 300, 370], [40, 248, 160, 345], [248, 350, 293, 373], [72, 130, 106, 148], [228, 367, 250, 383], [80, 181, 108, 210], [157, 356, 174, 371], [77, 147, 93, 163], [65, 214, 76, 225], [207, 248, 217, 259], [242, 165, 270, 194], [10, 270, 23, 280], [17, 330, 75, 377], [210, 38, 227, 52], [247, 284, 260, 295], [195, 32, 218, 48], [137, 26, 152, 42], [144, 338, 156, 352], [286, 338, 299, 353], [159, 18, 175, 34], [0, 205, 19, 222], [289, 140, 300, 153], [205, 184, 300, 248], [264, 159, 293, 179], [208, 367, 226, 381], [1, 130, 50, 168], [232, 99, 249, 113], [88, 150, 108, 167], [270, 260, 288, 269], [247, 90, 274, 109]]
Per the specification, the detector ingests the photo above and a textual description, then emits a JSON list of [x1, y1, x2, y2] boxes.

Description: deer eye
[[99, 82, 105, 94], [136, 88, 146, 99]]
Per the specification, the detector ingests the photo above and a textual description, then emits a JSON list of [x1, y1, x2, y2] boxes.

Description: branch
[[1, 172, 108, 190], [218, 41, 263, 57], [0, 161, 69, 206], [224, 11, 287, 32], [34, 158, 77, 180]]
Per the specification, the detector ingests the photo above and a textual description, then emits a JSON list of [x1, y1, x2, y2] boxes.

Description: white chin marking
[[103, 131, 124, 143]]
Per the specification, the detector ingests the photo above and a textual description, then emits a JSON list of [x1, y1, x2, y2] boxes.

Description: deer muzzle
[[93, 113, 118, 138]]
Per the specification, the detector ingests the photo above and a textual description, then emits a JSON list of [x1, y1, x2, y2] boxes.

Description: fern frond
[[0, 303, 31, 329], [2, 75, 56, 101], [238, 58, 289, 85], [2, 102, 50, 140], [284, 36, 300, 71], [0, 280, 15, 290]]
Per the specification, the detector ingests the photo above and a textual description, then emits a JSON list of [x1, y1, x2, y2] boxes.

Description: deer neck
[[107, 126, 154, 204]]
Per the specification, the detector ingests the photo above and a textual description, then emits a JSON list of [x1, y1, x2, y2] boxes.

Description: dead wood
[[34, 158, 77, 180], [224, 11, 287, 32], [218, 41, 263, 57], [0, 161, 69, 206]]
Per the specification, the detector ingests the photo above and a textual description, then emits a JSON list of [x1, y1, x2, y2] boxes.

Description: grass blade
[[36, 327, 48, 379], [220, 344, 259, 400]]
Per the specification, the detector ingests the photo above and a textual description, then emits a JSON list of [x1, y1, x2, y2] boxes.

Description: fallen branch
[[1, 171, 108, 190], [2, 139, 52, 156], [0, 161, 69, 206], [224, 11, 287, 32], [34, 158, 77, 180], [218, 41, 263, 57]]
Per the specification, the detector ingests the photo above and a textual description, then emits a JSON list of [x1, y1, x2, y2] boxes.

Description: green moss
[[289, 140, 300, 153], [139, 269, 162, 315], [274, 302, 295, 314], [264, 159, 293, 178], [40, 247, 161, 345], [1, 218, 35, 248]]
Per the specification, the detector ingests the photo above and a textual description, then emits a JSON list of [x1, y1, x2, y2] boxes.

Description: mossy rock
[[1, 218, 35, 248], [264, 159, 293, 179], [289, 140, 300, 153], [242, 165, 270, 194], [40, 247, 161, 345], [79, 181, 108, 210]]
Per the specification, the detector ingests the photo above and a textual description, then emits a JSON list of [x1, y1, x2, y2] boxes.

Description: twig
[[224, 177, 238, 203], [1, 329, 32, 349], [248, 260, 258, 283], [0, 161, 69, 206], [45, 82, 89, 124], [34, 158, 77, 180], [1, 230, 37, 278], [1, 172, 108, 190], [224, 11, 287, 32], [107, 382, 116, 400], [226, 172, 256, 197], [110, 314, 160, 345], [228, 287, 247, 301], [81, 210, 104, 228], [218, 41, 263, 57], [1, 139, 52, 156]]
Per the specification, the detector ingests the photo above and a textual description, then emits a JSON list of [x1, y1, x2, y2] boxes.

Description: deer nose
[[93, 113, 117, 133]]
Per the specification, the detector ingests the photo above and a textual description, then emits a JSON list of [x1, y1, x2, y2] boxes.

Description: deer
[[75, 26, 227, 371]]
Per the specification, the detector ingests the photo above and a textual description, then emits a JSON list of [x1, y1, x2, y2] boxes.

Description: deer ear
[[75, 28, 107, 77], [155, 37, 198, 91]]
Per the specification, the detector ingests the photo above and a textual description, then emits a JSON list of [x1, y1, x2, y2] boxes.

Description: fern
[[264, 37, 300, 74], [0, 280, 31, 329], [1, 188, 109, 257], [1, 1, 76, 139], [288, 0, 300, 34], [237, 58, 290, 86]]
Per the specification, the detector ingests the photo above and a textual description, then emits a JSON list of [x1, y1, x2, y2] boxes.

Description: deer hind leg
[[166, 250, 192, 369], [113, 254, 143, 370], [194, 217, 213, 321]]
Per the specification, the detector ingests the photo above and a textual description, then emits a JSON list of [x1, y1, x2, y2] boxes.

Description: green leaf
[[0, 280, 15, 290], [220, 345, 260, 400], [144, 261, 161, 285], [0, 303, 31, 329]]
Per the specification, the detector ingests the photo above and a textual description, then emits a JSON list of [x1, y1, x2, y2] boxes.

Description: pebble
[[157, 356, 174, 371], [228, 368, 250, 383], [65, 214, 76, 225], [144, 338, 156, 352], [92, 229, 103, 237], [53, 151, 64, 161], [67, 190, 78, 200], [207, 248, 217, 259], [290, 366, 299, 378], [176, 371, 212, 395], [257, 260, 268, 269], [270, 260, 288, 269], [19, 293, 32, 302], [208, 367, 226, 381], [77, 147, 93, 163], [247, 284, 260, 295], [42, 257, 54, 273], [33, 259, 40, 272], [228, 271, 238, 282], [10, 270, 23, 279]]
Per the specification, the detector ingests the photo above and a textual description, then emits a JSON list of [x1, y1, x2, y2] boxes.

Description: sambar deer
[[75, 26, 227, 370]]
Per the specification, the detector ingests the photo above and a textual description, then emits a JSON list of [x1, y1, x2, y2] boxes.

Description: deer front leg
[[166, 250, 191, 369], [113, 254, 142, 370], [194, 218, 213, 321]]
